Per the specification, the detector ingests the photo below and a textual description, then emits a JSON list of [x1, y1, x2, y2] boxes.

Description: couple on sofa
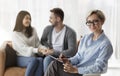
[[10, 7, 113, 76], [11, 8, 77, 76]]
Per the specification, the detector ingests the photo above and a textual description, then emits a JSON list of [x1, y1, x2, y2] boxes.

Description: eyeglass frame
[[86, 19, 100, 26]]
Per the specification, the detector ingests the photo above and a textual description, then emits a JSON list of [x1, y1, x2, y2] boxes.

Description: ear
[[56, 17, 61, 22]]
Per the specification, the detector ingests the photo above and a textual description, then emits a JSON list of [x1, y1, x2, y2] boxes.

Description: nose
[[91, 23, 95, 26], [89, 24, 96, 28], [25, 19, 30, 22]]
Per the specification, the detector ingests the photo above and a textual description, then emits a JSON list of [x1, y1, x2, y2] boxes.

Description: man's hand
[[38, 48, 47, 54], [45, 49, 54, 55], [39, 48, 53, 55], [63, 62, 78, 73]]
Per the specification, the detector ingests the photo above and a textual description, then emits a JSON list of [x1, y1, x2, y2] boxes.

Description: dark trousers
[[44, 60, 82, 76]]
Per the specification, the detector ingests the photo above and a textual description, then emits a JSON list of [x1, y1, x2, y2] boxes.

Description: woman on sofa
[[12, 10, 44, 76]]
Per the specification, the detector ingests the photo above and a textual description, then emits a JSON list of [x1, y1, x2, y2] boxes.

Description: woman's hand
[[38, 48, 46, 54], [63, 62, 78, 73], [59, 54, 78, 73], [38, 48, 53, 55], [58, 54, 69, 63]]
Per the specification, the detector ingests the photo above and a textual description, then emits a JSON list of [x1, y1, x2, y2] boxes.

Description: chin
[[52, 24, 56, 27], [91, 28, 96, 31], [91, 30, 96, 32], [25, 25, 30, 27]]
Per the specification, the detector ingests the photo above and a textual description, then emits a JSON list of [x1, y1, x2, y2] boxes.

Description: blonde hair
[[86, 10, 105, 24]]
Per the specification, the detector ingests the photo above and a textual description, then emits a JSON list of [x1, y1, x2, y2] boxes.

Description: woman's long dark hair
[[13, 10, 33, 38]]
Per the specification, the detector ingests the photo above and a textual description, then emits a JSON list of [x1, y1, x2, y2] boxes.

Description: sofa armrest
[[0, 42, 7, 76]]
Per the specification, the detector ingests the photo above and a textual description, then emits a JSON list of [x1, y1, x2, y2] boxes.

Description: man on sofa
[[40, 8, 77, 72]]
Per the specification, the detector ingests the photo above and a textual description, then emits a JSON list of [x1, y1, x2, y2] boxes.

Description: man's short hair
[[50, 8, 64, 21]]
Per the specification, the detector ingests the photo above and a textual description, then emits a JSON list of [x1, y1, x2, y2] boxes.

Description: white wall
[[102, 68, 120, 76]]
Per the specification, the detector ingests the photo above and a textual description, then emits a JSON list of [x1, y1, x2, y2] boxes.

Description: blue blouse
[[69, 32, 113, 74]]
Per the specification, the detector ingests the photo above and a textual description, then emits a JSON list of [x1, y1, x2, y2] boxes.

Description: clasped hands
[[58, 54, 78, 73], [38, 48, 53, 55]]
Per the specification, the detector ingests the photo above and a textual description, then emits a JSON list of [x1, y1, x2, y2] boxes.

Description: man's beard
[[52, 22, 58, 27]]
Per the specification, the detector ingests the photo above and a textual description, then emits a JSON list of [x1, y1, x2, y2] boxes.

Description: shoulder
[[32, 27, 37, 34], [12, 31, 25, 41], [12, 31, 22, 37], [65, 25, 76, 35], [102, 35, 112, 47], [82, 33, 92, 40], [44, 25, 53, 31], [31, 27, 39, 38], [98, 32, 112, 46], [99, 35, 113, 54]]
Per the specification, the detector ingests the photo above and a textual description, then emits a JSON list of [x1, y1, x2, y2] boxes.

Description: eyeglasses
[[86, 20, 100, 26]]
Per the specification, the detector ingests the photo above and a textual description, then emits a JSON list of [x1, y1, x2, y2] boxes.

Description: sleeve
[[12, 32, 38, 57], [61, 30, 77, 57], [77, 43, 113, 74], [33, 28, 47, 50], [69, 53, 81, 65], [69, 36, 85, 65], [34, 28, 40, 48], [40, 26, 52, 48]]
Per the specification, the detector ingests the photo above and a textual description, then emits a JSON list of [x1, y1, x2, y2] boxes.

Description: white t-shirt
[[52, 26, 66, 52]]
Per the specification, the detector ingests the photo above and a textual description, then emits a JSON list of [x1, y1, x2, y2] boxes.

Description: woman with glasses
[[44, 10, 113, 76]]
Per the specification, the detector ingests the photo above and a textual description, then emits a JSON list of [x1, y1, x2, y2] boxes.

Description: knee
[[52, 60, 62, 67], [51, 60, 57, 65], [44, 56, 52, 62], [37, 57, 43, 63], [44, 56, 51, 60], [30, 58, 39, 64], [47, 61, 57, 69]]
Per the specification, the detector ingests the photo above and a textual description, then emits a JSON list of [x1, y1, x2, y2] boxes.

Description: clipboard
[[49, 55, 63, 63]]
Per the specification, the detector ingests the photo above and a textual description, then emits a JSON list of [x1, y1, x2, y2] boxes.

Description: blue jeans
[[43, 56, 54, 73], [17, 56, 43, 76]]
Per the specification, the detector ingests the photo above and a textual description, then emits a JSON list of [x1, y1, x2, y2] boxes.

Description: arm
[[62, 30, 77, 57], [34, 28, 40, 48], [69, 36, 84, 65], [69, 53, 81, 65], [77, 43, 113, 74], [12, 32, 38, 57], [59, 54, 79, 73], [41, 26, 53, 48]]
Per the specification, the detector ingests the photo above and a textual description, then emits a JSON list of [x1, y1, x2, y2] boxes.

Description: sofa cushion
[[4, 67, 26, 76], [5, 44, 17, 68]]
